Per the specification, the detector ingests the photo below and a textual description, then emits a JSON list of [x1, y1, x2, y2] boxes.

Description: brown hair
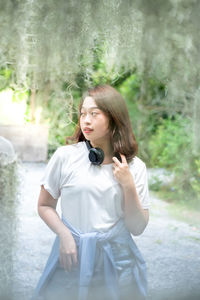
[[67, 85, 138, 162]]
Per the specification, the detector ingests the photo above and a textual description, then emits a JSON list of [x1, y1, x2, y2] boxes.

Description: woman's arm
[[38, 186, 78, 271], [120, 181, 149, 235], [112, 155, 149, 236]]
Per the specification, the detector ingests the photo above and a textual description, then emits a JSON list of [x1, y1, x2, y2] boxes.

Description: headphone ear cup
[[85, 140, 105, 165], [89, 147, 104, 165]]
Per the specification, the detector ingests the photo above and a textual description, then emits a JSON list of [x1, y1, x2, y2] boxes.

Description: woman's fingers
[[120, 154, 127, 164], [112, 156, 121, 167], [112, 154, 127, 167], [60, 251, 78, 271], [60, 253, 72, 271], [72, 252, 78, 267], [65, 254, 72, 271], [59, 254, 64, 269]]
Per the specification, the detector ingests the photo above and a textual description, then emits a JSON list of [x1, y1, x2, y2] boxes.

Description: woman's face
[[80, 96, 110, 144]]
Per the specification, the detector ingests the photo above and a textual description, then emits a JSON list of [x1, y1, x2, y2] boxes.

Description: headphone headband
[[85, 140, 92, 151]]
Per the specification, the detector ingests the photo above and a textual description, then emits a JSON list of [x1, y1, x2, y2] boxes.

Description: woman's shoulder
[[54, 141, 86, 159], [129, 155, 147, 170]]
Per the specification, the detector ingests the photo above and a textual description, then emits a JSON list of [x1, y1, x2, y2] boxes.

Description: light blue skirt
[[42, 242, 141, 300], [32, 217, 147, 300]]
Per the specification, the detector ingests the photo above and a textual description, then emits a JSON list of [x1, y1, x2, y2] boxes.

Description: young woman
[[32, 85, 150, 300]]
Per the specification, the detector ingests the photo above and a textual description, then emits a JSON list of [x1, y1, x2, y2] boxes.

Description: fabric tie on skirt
[[32, 216, 147, 300]]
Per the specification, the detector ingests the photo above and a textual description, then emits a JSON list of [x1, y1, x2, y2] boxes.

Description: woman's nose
[[84, 113, 91, 123]]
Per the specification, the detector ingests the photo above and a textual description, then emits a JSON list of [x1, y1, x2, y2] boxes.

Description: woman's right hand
[[58, 230, 78, 272]]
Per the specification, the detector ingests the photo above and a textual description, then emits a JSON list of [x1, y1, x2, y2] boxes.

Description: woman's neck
[[90, 139, 113, 162]]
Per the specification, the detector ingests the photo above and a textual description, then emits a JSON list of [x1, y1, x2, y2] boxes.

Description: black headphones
[[85, 140, 122, 165], [85, 140, 104, 165]]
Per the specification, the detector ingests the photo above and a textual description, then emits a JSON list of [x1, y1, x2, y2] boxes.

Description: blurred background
[[0, 1, 200, 299]]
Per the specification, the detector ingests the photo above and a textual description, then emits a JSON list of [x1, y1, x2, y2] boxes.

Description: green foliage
[[148, 116, 200, 201], [118, 73, 141, 101], [149, 116, 191, 170], [118, 73, 143, 143], [12, 88, 29, 103], [149, 176, 163, 191], [117, 72, 167, 161], [190, 159, 200, 196], [0, 67, 13, 91]]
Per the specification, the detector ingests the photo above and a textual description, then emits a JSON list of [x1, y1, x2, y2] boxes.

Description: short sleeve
[[40, 148, 63, 200], [129, 158, 150, 209]]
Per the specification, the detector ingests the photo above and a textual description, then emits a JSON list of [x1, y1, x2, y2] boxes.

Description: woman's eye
[[80, 111, 98, 117]]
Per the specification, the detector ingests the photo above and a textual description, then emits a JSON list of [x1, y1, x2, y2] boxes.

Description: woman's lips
[[84, 129, 93, 133]]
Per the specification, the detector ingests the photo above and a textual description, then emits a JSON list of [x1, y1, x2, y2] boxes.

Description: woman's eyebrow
[[81, 106, 99, 110]]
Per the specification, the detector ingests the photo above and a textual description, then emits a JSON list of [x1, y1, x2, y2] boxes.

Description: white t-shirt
[[40, 141, 150, 233]]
